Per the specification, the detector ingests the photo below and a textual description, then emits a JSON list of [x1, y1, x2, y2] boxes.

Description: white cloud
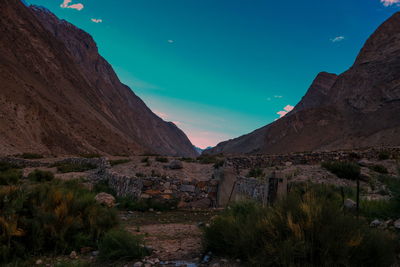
[[167, 40, 174, 44], [91, 18, 103, 23], [381, 0, 400, 6], [276, 105, 294, 118], [274, 95, 283, 98], [331, 36, 345, 43], [60, 0, 84, 11]]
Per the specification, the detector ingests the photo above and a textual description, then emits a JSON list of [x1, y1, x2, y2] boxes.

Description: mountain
[[0, 0, 197, 157], [206, 12, 400, 155]]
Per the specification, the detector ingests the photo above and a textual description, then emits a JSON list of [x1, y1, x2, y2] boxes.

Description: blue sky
[[26, 0, 400, 148]]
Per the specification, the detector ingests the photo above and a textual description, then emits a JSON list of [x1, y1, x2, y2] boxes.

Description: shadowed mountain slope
[[206, 12, 400, 155], [0, 0, 197, 157]]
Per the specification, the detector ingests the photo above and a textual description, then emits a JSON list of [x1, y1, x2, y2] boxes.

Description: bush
[[378, 151, 391, 160], [203, 185, 397, 266], [369, 164, 388, 174], [0, 180, 118, 263], [98, 229, 148, 262], [53, 163, 97, 173], [155, 157, 168, 163], [109, 159, 131, 166], [246, 168, 264, 179], [322, 161, 360, 180], [0, 169, 22, 185], [197, 154, 222, 164], [93, 180, 116, 196], [27, 170, 54, 182], [17, 153, 43, 159], [79, 153, 101, 159]]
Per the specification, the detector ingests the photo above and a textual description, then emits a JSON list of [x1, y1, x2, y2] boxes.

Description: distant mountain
[[206, 12, 400, 155], [194, 146, 213, 155], [0, 0, 197, 157]]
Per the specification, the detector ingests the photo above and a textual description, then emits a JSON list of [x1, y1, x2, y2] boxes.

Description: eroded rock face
[[206, 12, 400, 155], [0, 0, 197, 157]]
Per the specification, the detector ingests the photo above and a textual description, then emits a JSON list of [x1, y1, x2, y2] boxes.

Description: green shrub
[[17, 153, 43, 159], [360, 174, 400, 220], [27, 170, 54, 182], [0, 180, 118, 263], [93, 180, 116, 196], [53, 162, 97, 173], [203, 186, 397, 266], [109, 159, 131, 166], [98, 229, 148, 262], [369, 164, 388, 174], [213, 160, 225, 169], [79, 153, 101, 159], [322, 161, 360, 180], [197, 154, 222, 164], [155, 157, 168, 163], [246, 168, 264, 179], [378, 151, 391, 160], [180, 157, 196, 163], [0, 169, 22, 185]]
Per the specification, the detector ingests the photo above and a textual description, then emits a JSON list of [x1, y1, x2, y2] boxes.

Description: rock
[[92, 250, 99, 256], [370, 219, 382, 228], [95, 192, 115, 208], [358, 159, 374, 167], [211, 263, 220, 267], [69, 250, 78, 259], [143, 180, 153, 187], [394, 219, 400, 229], [140, 193, 151, 199], [36, 259, 43, 265], [169, 160, 184, 169], [133, 262, 143, 267], [180, 184, 195, 192], [163, 182, 171, 189], [344, 199, 356, 210]]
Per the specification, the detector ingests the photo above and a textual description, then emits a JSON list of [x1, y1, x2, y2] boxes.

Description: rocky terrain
[[0, 0, 197, 157], [206, 12, 400, 155]]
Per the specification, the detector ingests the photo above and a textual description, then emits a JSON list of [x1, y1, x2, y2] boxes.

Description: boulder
[[344, 199, 356, 210], [394, 219, 400, 229], [370, 219, 382, 228], [95, 192, 116, 208], [180, 184, 195, 193], [169, 160, 183, 170]]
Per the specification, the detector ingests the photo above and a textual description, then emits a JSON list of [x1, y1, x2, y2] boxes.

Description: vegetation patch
[[78, 153, 102, 159], [16, 153, 43, 159], [52, 162, 97, 173], [321, 161, 361, 180], [203, 184, 397, 266], [0, 180, 119, 263], [155, 157, 169, 163], [98, 229, 148, 262], [369, 164, 389, 174], [0, 168, 22, 185], [109, 159, 131, 166], [246, 168, 264, 179], [197, 154, 224, 165], [378, 151, 391, 160], [28, 169, 54, 182]]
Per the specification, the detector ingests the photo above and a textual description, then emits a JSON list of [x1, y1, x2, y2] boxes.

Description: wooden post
[[356, 176, 360, 218]]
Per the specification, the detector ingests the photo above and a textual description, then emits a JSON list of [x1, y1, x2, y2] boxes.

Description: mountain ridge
[[205, 12, 400, 155], [0, 0, 197, 157]]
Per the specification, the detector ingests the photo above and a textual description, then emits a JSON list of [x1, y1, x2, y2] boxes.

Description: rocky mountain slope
[[206, 12, 400, 155], [0, 0, 197, 157]]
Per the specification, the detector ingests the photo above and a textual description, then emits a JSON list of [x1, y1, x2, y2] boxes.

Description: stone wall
[[91, 166, 219, 209], [224, 147, 400, 170]]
